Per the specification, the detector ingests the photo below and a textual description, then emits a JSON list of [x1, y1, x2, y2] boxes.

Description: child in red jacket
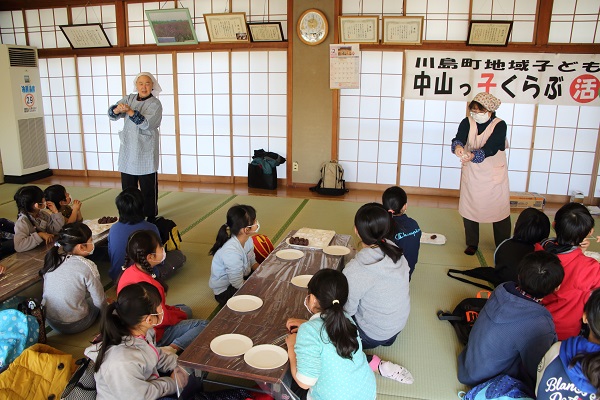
[[538, 202, 600, 340], [117, 230, 207, 353]]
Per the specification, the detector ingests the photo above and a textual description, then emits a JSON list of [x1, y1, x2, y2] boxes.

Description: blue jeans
[[353, 316, 399, 350], [157, 304, 208, 350]]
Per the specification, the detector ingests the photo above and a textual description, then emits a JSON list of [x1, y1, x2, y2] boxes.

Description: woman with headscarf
[[108, 72, 163, 222], [451, 92, 511, 256]]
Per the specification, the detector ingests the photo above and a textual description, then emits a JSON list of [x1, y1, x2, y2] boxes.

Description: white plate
[[210, 334, 253, 357], [226, 295, 263, 312], [290, 275, 313, 288], [244, 344, 289, 369], [322, 245, 350, 256], [276, 249, 304, 260], [420, 232, 446, 245]]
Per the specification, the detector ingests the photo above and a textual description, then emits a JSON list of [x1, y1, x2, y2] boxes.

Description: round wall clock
[[297, 9, 328, 45]]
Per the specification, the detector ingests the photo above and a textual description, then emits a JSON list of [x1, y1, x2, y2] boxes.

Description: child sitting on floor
[[108, 188, 185, 281], [13, 186, 64, 252], [117, 230, 207, 354], [40, 222, 105, 334], [536, 287, 600, 399], [458, 251, 564, 389], [493, 207, 550, 285], [538, 202, 600, 340], [43, 184, 83, 224], [285, 269, 376, 400], [382, 186, 421, 280], [209, 204, 259, 306], [86, 282, 187, 399]]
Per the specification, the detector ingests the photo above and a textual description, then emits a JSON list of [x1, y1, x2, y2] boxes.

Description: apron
[[458, 117, 510, 223]]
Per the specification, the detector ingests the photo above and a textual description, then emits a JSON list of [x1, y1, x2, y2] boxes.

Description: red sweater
[[116, 265, 187, 341], [536, 244, 600, 340]]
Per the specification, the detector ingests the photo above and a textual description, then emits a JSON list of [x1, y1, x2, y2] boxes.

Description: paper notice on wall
[[330, 44, 360, 89]]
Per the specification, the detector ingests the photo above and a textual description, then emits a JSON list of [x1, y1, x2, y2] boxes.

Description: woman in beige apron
[[452, 92, 511, 255]]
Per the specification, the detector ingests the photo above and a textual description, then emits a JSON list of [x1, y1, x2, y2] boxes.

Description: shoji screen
[[25, 8, 69, 48], [338, 51, 403, 184], [40, 57, 85, 170], [550, 0, 600, 44], [0, 11, 26, 45]]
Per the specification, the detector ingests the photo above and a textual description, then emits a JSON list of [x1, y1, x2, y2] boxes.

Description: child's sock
[[368, 355, 381, 372]]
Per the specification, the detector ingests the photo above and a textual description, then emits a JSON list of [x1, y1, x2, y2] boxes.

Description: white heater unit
[[0, 44, 51, 183]]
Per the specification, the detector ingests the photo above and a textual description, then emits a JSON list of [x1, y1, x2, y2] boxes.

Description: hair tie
[[54, 242, 61, 247], [332, 299, 340, 305], [387, 209, 395, 214], [381, 239, 386, 243]]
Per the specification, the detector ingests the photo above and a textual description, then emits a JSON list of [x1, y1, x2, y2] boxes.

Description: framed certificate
[[247, 22, 284, 42], [339, 16, 379, 44], [382, 16, 423, 45], [146, 8, 198, 45], [467, 20, 513, 46], [59, 24, 112, 49], [204, 12, 249, 43]]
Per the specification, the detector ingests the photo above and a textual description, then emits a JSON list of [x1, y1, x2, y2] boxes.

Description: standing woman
[[109, 72, 162, 222], [452, 92, 511, 256]]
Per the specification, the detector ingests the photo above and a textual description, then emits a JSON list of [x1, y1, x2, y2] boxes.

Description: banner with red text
[[404, 50, 600, 106]]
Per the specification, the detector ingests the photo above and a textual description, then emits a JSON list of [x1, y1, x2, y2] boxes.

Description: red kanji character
[[569, 74, 600, 104]]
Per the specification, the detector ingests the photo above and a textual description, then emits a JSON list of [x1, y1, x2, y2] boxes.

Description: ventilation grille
[[18, 117, 48, 169], [9, 47, 37, 67]]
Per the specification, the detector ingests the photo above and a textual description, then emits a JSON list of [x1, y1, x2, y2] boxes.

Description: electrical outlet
[[292, 162, 299, 171]]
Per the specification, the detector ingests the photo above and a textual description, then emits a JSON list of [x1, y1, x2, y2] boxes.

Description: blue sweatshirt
[[391, 214, 421, 279], [108, 221, 160, 281], [458, 282, 557, 388], [536, 336, 600, 399]]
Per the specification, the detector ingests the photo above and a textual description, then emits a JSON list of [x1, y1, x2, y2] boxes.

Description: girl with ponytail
[[209, 204, 260, 306], [40, 222, 105, 334], [13, 185, 65, 252], [536, 288, 600, 399], [285, 269, 376, 400], [343, 203, 410, 349], [117, 230, 207, 355], [85, 282, 187, 399]]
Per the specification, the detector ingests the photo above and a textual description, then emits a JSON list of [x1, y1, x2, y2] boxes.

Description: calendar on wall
[[330, 44, 360, 89]]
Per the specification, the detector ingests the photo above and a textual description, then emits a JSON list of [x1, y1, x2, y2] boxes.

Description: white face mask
[[304, 295, 314, 315], [85, 243, 95, 256], [470, 111, 490, 124], [247, 221, 260, 234], [154, 248, 166, 264], [149, 311, 164, 326]]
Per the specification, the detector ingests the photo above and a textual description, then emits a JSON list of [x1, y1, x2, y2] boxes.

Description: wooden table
[[178, 231, 352, 399], [0, 230, 109, 302]]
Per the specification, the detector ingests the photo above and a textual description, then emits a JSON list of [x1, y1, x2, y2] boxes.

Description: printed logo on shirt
[[395, 228, 421, 241], [542, 376, 594, 400]]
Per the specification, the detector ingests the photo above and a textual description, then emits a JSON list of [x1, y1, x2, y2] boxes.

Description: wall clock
[[297, 9, 328, 45]]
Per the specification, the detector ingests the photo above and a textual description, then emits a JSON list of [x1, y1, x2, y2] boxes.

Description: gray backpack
[[310, 161, 348, 196]]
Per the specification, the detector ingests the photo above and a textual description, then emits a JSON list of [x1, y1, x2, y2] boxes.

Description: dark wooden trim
[[331, 0, 341, 161], [38, 41, 288, 58], [535, 0, 553, 46], [360, 42, 600, 54], [285, 0, 293, 182]]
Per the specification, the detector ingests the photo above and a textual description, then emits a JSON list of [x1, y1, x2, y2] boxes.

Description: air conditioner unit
[[0, 44, 51, 183]]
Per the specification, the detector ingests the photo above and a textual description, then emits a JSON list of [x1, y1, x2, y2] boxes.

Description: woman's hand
[[460, 152, 474, 164], [455, 145, 464, 158], [286, 318, 307, 333], [38, 232, 54, 244]]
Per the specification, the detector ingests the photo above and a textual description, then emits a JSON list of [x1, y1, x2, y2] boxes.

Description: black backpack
[[152, 217, 182, 251], [437, 291, 490, 344]]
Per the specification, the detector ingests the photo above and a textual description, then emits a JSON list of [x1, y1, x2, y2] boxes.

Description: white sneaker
[[378, 361, 414, 384]]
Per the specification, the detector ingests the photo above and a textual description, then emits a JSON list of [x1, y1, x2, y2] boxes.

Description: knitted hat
[[472, 92, 501, 112]]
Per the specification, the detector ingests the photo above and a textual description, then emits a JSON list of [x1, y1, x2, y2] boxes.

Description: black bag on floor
[[437, 291, 490, 345], [153, 217, 182, 251], [248, 162, 278, 190], [61, 357, 97, 400], [446, 267, 498, 290]]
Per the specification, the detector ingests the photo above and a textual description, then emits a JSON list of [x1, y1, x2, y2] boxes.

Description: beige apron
[[458, 117, 510, 223]]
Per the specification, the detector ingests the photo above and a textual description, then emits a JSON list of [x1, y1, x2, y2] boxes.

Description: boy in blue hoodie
[[536, 287, 600, 399], [458, 251, 565, 389]]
